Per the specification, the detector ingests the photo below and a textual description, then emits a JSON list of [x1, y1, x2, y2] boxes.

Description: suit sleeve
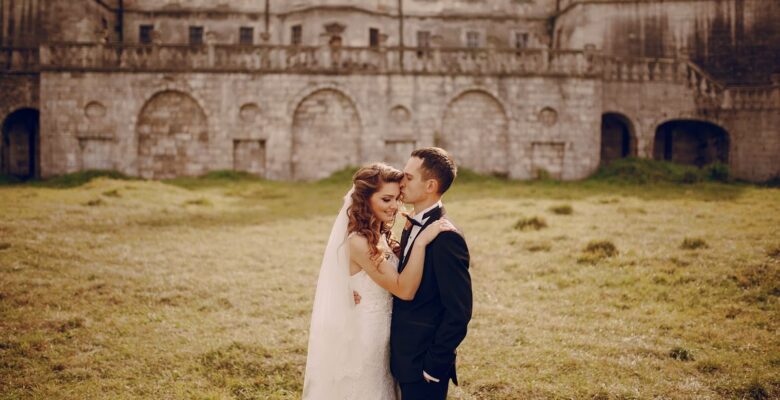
[[423, 231, 472, 379]]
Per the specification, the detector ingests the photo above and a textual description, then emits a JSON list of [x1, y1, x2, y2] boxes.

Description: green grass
[[590, 158, 735, 185], [1, 169, 779, 399]]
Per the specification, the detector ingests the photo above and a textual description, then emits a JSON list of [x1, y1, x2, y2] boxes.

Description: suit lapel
[[399, 206, 445, 272], [398, 226, 412, 267]]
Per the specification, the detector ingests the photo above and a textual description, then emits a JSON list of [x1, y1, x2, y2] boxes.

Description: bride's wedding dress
[[302, 187, 398, 400], [345, 238, 399, 399]]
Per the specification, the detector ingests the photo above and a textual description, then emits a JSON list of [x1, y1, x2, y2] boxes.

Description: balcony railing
[[3, 43, 777, 110], [0, 47, 39, 72], [33, 42, 600, 77]]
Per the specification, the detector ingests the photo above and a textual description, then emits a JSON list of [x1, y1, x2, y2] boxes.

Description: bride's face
[[370, 182, 401, 223]]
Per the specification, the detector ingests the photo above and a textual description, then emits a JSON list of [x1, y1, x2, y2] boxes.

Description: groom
[[392, 147, 472, 400]]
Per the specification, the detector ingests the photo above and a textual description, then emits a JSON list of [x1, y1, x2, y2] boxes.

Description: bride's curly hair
[[348, 163, 404, 261]]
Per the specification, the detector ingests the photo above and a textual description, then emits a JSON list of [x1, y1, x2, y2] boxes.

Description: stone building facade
[[1, 0, 779, 182]]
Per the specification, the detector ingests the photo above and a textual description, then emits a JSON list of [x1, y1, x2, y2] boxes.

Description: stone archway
[[136, 91, 209, 179], [653, 120, 730, 166], [291, 89, 361, 180], [1, 108, 39, 180], [600, 113, 635, 165], [440, 91, 509, 176]]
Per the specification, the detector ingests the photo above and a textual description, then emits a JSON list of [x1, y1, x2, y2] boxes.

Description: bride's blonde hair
[[348, 163, 403, 261]]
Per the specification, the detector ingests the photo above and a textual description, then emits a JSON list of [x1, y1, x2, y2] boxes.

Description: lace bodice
[[349, 245, 398, 313]]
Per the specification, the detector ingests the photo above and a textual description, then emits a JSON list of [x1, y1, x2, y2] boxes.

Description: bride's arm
[[349, 220, 455, 300]]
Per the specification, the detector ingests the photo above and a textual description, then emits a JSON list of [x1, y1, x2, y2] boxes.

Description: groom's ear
[[425, 178, 439, 194]]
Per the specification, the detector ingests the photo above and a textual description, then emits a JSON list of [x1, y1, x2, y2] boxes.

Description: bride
[[302, 163, 454, 399]]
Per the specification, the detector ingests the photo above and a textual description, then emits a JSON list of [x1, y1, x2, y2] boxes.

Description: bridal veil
[[302, 187, 359, 398]]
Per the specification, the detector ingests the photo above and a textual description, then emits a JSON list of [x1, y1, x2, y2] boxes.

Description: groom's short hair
[[411, 147, 457, 195]]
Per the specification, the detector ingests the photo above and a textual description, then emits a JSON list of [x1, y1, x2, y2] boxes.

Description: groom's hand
[[423, 371, 440, 383], [353, 291, 361, 305]]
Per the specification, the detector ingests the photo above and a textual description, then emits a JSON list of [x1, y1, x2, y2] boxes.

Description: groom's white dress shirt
[[402, 200, 443, 383], [402, 200, 443, 260]]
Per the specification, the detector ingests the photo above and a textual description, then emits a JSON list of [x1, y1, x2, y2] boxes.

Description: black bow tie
[[404, 214, 423, 227], [405, 206, 440, 228]]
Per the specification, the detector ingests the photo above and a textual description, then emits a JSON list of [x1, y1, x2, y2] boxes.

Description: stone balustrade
[[4, 43, 778, 110], [599, 55, 780, 110], [0, 47, 39, 72], [723, 85, 780, 110], [35, 43, 600, 77]]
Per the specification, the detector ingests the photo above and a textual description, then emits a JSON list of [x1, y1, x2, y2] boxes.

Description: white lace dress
[[346, 238, 399, 400]]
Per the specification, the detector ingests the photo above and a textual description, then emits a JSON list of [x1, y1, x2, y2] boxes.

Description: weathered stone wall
[[136, 91, 210, 179], [718, 110, 780, 182], [602, 80, 780, 181], [0, 74, 38, 119], [554, 0, 780, 84], [38, 72, 602, 181]]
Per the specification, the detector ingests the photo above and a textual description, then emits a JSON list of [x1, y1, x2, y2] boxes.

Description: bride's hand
[[369, 249, 386, 268], [415, 219, 456, 247]]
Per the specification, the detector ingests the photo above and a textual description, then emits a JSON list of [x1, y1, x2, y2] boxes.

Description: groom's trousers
[[399, 379, 449, 400]]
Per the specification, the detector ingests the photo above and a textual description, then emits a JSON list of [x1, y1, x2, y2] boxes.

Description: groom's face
[[401, 157, 426, 204]]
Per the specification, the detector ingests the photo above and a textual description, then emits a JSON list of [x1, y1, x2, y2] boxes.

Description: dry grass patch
[[549, 204, 573, 215], [524, 241, 552, 252], [183, 197, 213, 207], [578, 240, 619, 264], [55, 317, 86, 333], [680, 237, 708, 250], [767, 244, 780, 259], [669, 346, 694, 361], [101, 189, 121, 198], [83, 198, 104, 207], [696, 359, 722, 374], [513, 216, 547, 231]]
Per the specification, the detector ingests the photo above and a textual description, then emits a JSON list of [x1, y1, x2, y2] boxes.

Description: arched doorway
[[1, 108, 40, 180], [136, 91, 209, 179], [600, 113, 635, 164], [291, 89, 361, 180], [653, 120, 729, 166], [440, 91, 509, 176]]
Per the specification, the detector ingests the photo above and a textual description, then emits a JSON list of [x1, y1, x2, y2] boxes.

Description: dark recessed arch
[[600, 112, 636, 165], [1, 108, 40, 180], [653, 119, 730, 166]]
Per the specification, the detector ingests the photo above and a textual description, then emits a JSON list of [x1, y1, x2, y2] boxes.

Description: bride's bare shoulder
[[349, 234, 379, 267], [348, 232, 369, 252]]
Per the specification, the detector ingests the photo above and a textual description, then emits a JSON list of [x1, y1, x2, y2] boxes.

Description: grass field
[[0, 168, 778, 399]]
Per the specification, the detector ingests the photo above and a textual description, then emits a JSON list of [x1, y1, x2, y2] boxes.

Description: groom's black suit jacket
[[390, 206, 472, 385]]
